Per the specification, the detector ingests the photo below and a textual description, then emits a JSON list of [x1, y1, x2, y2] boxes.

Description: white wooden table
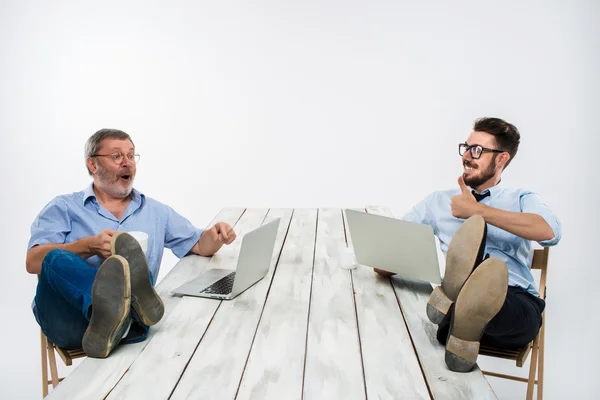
[[47, 208, 497, 400]]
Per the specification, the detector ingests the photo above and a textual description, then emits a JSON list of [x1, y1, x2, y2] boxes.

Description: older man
[[27, 129, 236, 358]]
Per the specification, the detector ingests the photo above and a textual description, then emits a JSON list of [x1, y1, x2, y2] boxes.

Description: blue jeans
[[33, 249, 149, 349]]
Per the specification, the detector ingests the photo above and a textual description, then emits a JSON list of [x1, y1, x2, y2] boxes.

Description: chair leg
[[537, 322, 545, 400], [41, 331, 48, 398], [46, 340, 60, 388], [526, 334, 540, 400]]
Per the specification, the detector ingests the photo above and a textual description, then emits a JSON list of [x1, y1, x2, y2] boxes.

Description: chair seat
[[54, 345, 86, 366], [480, 342, 533, 367], [41, 333, 87, 397]]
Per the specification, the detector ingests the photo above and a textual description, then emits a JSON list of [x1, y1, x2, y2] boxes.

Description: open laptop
[[345, 209, 441, 284], [171, 218, 281, 300]]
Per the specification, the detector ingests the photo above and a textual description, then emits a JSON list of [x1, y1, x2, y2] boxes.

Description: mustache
[[463, 161, 478, 169], [117, 168, 133, 177]]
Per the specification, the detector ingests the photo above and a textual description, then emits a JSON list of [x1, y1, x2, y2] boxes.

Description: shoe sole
[[444, 258, 508, 372], [426, 215, 486, 324], [111, 232, 164, 326], [82, 255, 131, 358]]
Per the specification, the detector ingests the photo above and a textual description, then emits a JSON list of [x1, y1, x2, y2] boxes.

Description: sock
[[121, 319, 133, 339]]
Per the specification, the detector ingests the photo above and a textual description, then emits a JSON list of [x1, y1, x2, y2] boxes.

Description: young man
[[26, 129, 237, 358], [377, 117, 561, 372]]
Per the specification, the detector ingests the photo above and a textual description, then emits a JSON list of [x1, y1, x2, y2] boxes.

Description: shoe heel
[[445, 334, 480, 372], [133, 292, 164, 326], [427, 286, 453, 324]]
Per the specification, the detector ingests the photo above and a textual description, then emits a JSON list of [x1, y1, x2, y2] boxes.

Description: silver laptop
[[171, 218, 281, 300], [345, 210, 441, 284]]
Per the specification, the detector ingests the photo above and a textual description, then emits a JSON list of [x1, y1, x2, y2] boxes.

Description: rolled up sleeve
[[28, 198, 71, 249], [520, 192, 562, 246], [164, 206, 204, 258]]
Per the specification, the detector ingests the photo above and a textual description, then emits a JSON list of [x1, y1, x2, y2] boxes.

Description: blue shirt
[[402, 183, 562, 296], [28, 184, 204, 281]]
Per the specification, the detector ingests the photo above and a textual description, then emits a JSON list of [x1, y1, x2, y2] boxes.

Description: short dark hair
[[84, 129, 134, 175], [473, 117, 520, 168]]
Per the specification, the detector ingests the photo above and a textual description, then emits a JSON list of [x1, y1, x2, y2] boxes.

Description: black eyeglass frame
[[458, 143, 504, 159]]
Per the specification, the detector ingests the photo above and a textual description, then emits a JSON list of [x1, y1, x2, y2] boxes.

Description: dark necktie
[[471, 190, 490, 202]]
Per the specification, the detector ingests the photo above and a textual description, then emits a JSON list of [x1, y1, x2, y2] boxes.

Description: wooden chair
[[479, 247, 549, 400], [37, 272, 86, 397], [40, 330, 86, 397]]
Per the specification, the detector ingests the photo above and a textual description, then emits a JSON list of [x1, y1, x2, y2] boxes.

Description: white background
[[1, 1, 598, 398]]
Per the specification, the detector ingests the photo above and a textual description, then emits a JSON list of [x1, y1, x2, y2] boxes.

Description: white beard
[[96, 164, 134, 199]]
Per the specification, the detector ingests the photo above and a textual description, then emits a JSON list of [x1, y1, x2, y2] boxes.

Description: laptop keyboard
[[200, 272, 236, 295]]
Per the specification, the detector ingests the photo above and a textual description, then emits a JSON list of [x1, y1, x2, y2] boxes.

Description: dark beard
[[463, 156, 497, 188]]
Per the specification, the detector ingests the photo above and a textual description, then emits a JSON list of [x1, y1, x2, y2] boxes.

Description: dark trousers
[[437, 285, 545, 349], [33, 249, 149, 349]]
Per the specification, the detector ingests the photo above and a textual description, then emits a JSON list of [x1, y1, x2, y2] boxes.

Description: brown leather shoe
[[444, 258, 508, 372], [83, 255, 131, 358], [426, 215, 487, 324], [111, 232, 164, 326]]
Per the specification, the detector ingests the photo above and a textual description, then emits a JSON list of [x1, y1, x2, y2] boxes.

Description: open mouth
[[463, 164, 477, 171], [119, 175, 131, 183]]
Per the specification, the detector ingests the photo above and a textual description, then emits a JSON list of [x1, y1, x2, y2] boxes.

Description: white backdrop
[[1, 1, 598, 398]]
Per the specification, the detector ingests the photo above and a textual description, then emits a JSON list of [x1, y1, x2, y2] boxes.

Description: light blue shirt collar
[[82, 183, 144, 206], [471, 181, 504, 198]]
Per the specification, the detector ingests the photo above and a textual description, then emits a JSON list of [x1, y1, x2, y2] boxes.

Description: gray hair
[[84, 129, 134, 175]]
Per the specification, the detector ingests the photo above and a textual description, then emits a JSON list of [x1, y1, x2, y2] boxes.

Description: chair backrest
[[480, 246, 551, 400], [531, 247, 549, 300]]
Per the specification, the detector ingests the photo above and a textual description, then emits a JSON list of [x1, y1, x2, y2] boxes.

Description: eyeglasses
[[458, 143, 504, 159], [91, 153, 140, 165]]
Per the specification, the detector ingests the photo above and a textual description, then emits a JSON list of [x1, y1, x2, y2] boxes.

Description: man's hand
[[193, 222, 237, 256], [451, 176, 481, 219], [374, 268, 396, 278], [89, 229, 117, 259], [207, 222, 236, 245]]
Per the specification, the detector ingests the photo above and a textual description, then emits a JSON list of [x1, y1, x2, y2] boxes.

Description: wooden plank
[[46, 208, 246, 400], [303, 208, 365, 400], [167, 209, 293, 400], [41, 331, 48, 397], [343, 208, 431, 399], [236, 208, 318, 400], [107, 208, 273, 400], [366, 206, 497, 400]]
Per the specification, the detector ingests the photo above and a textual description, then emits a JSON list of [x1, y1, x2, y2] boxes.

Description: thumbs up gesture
[[451, 176, 480, 219]]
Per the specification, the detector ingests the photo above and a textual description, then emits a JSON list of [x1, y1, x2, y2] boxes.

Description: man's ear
[[86, 158, 97, 175], [497, 152, 511, 171]]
